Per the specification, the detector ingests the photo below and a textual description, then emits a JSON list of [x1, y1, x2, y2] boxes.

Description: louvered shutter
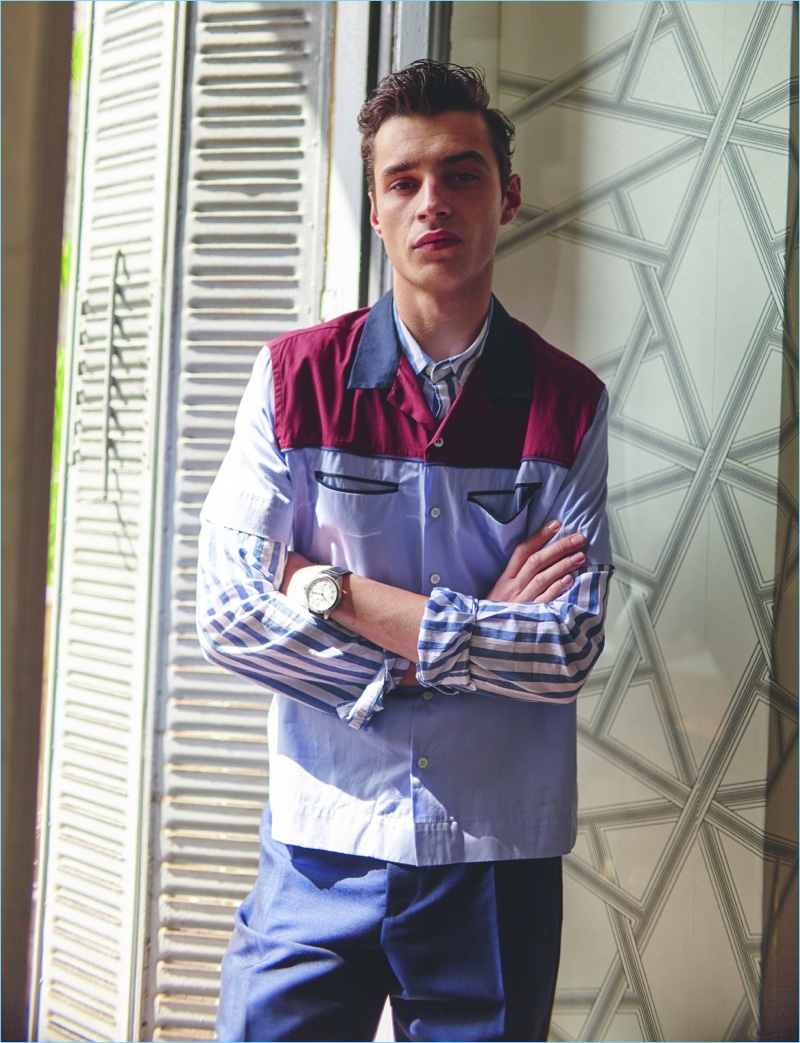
[[36, 3, 353, 1038], [32, 4, 184, 1041], [146, 4, 333, 1040]]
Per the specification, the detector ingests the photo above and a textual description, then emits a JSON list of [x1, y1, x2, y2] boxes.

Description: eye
[[450, 171, 478, 184], [389, 178, 417, 193]]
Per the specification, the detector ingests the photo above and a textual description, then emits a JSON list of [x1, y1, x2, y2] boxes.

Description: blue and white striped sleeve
[[196, 346, 410, 728], [417, 388, 614, 702], [197, 520, 411, 726], [417, 566, 612, 701]]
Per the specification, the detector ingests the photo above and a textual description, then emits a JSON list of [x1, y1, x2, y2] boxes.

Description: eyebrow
[[379, 149, 492, 181]]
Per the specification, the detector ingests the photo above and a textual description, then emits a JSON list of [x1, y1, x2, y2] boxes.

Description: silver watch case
[[304, 566, 351, 619]]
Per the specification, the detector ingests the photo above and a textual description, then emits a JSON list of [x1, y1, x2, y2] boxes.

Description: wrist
[[280, 551, 314, 596]]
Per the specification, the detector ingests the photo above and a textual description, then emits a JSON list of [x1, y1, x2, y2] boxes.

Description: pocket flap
[[315, 471, 399, 495], [467, 482, 541, 523]]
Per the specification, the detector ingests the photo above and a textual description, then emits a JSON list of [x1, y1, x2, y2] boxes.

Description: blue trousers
[[217, 806, 562, 1042]]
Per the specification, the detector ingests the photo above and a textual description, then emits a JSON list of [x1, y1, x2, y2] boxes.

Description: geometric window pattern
[[456, 3, 797, 1039]]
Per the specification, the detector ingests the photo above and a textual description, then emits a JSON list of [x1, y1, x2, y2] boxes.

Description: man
[[198, 60, 613, 1043]]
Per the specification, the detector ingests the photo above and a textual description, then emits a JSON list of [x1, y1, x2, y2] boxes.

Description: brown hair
[[358, 59, 515, 193]]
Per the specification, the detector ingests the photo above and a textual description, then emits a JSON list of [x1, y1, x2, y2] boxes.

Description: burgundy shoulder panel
[[269, 309, 431, 459], [520, 323, 605, 466], [269, 307, 605, 470]]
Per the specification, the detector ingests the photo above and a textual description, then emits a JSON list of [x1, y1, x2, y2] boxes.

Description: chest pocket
[[311, 470, 401, 542], [314, 471, 399, 495], [467, 482, 541, 524]]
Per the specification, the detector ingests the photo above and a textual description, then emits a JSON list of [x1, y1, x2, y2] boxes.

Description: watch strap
[[323, 566, 352, 580]]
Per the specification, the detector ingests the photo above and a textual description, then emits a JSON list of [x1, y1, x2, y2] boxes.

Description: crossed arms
[[196, 345, 613, 728], [197, 517, 611, 729], [282, 521, 591, 671]]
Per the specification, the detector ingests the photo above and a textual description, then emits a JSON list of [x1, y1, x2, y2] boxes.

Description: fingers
[[527, 550, 585, 602], [500, 519, 563, 578], [528, 537, 586, 602], [487, 522, 558, 600], [533, 573, 575, 604], [515, 531, 585, 587], [486, 521, 587, 603], [518, 518, 563, 555]]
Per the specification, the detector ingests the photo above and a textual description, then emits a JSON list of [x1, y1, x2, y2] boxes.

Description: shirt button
[[422, 691, 434, 702], [433, 437, 444, 448], [430, 573, 441, 585], [417, 756, 429, 770], [429, 506, 441, 519]]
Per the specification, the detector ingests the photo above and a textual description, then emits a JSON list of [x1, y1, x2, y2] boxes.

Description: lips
[[413, 230, 462, 251]]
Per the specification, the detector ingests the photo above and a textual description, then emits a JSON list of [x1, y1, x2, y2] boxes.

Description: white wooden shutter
[[143, 5, 333, 1040], [32, 3, 183, 1041]]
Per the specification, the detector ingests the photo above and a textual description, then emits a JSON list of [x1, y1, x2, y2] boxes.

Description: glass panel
[[452, 4, 796, 1040]]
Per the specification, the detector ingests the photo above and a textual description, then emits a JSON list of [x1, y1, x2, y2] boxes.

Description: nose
[[417, 178, 452, 221]]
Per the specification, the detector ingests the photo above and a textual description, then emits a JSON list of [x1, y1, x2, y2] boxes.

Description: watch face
[[307, 575, 339, 613]]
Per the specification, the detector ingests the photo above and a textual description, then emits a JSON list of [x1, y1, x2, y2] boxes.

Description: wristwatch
[[304, 566, 352, 619]]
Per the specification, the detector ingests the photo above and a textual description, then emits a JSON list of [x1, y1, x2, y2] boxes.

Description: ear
[[500, 174, 522, 226], [369, 193, 383, 238]]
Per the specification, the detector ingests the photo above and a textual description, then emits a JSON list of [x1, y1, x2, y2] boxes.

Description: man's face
[[369, 110, 521, 302]]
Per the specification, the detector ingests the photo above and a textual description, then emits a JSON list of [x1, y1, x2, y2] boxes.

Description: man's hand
[[486, 520, 586, 604]]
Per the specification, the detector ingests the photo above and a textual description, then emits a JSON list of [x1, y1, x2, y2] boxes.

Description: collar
[[347, 290, 534, 400], [393, 298, 492, 380]]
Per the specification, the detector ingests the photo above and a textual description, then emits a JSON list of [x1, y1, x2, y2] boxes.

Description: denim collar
[[347, 290, 534, 400]]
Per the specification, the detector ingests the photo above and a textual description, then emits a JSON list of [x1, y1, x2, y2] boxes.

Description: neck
[[393, 284, 493, 361]]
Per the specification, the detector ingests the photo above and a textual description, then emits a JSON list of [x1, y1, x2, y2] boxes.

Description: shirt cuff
[[417, 587, 478, 690], [337, 651, 411, 729]]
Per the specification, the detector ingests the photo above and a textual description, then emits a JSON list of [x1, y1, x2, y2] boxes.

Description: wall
[[1, 4, 73, 1039], [451, 3, 797, 1040]]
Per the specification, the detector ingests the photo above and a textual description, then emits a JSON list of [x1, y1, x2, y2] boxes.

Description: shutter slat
[[145, 5, 332, 1040]]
